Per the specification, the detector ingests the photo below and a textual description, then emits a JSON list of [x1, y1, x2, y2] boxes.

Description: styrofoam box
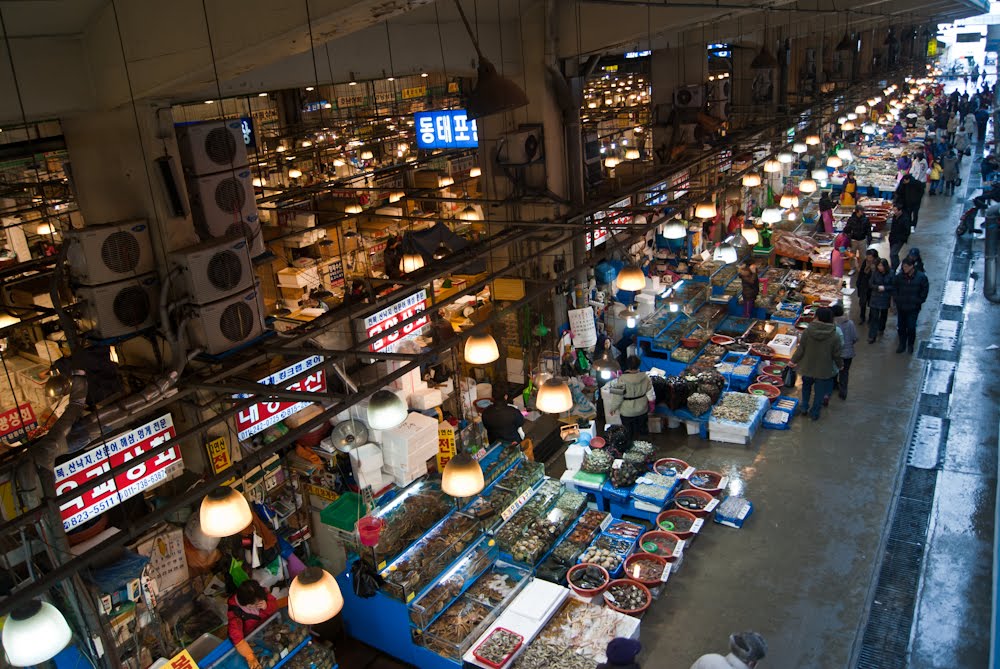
[[382, 463, 424, 486], [381, 440, 438, 467], [380, 412, 438, 445], [409, 388, 443, 410], [769, 333, 798, 358], [564, 444, 586, 471], [276, 266, 320, 288], [349, 443, 384, 471], [356, 468, 387, 490]]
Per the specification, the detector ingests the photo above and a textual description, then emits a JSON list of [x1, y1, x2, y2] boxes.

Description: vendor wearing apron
[[227, 580, 283, 669]]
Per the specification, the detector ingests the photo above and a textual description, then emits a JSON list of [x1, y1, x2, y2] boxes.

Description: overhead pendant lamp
[[750, 44, 779, 69], [441, 450, 485, 497], [763, 159, 782, 173], [1, 600, 73, 667], [841, 120, 856, 131], [345, 204, 364, 214], [288, 168, 303, 179], [811, 168, 829, 180], [389, 191, 405, 203], [761, 207, 783, 224], [827, 155, 843, 168], [777, 152, 794, 164], [367, 389, 407, 429], [741, 221, 760, 246], [799, 178, 818, 193], [837, 116, 848, 125], [452, 0, 528, 118], [805, 134, 821, 146], [360, 150, 375, 161], [837, 148, 854, 161], [862, 123, 877, 134], [621, 304, 641, 328], [625, 148, 641, 160], [662, 219, 687, 240], [694, 198, 717, 219], [779, 193, 799, 208], [200, 486, 253, 538], [742, 173, 762, 187], [469, 166, 482, 177], [432, 241, 452, 260], [846, 112, 858, 121], [457, 204, 481, 222], [713, 242, 738, 264], [464, 333, 499, 365], [792, 142, 808, 154], [592, 340, 621, 380], [288, 567, 344, 624], [536, 377, 573, 414], [616, 265, 647, 291], [854, 104, 867, 115], [604, 157, 620, 169], [400, 252, 425, 273]]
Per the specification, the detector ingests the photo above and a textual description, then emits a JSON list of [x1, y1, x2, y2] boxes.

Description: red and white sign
[[54, 414, 180, 531], [0, 403, 35, 442], [235, 355, 326, 441], [364, 289, 428, 353], [586, 197, 633, 250]]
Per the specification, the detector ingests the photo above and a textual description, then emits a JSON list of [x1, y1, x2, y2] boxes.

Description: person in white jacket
[[689, 631, 767, 669]]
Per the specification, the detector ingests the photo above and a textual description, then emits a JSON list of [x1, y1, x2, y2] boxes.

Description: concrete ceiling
[[0, 0, 107, 37]]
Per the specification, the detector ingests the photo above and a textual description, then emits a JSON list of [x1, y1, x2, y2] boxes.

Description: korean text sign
[[363, 289, 428, 353], [234, 355, 326, 441], [415, 110, 479, 149], [0, 403, 36, 443], [54, 414, 180, 531]]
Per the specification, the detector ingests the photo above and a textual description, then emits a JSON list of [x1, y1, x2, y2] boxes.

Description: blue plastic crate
[[601, 479, 633, 503], [763, 396, 799, 430]]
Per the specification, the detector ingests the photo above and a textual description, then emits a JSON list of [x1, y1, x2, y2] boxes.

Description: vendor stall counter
[[199, 612, 337, 669]]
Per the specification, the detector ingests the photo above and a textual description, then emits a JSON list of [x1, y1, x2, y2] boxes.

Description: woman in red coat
[[726, 210, 746, 236], [227, 580, 282, 669]]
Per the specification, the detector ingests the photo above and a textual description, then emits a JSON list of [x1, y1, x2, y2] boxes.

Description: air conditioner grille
[[101, 231, 142, 274], [215, 178, 247, 212], [220, 302, 256, 342], [204, 127, 238, 166], [113, 286, 151, 327], [227, 222, 256, 248], [207, 250, 245, 292]]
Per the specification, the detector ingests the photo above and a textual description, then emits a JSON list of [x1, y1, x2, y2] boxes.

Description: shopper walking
[[690, 632, 767, 669], [928, 159, 943, 195], [791, 307, 843, 421], [842, 206, 870, 272], [605, 356, 654, 442], [955, 127, 971, 163], [947, 111, 960, 143], [888, 204, 912, 272], [738, 259, 760, 318], [831, 303, 858, 399], [893, 174, 921, 232], [941, 150, 959, 196], [856, 248, 879, 325], [908, 153, 928, 226], [893, 256, 929, 354], [868, 258, 894, 343]]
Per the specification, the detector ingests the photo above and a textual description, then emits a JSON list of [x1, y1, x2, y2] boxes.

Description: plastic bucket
[[623, 553, 668, 587], [356, 516, 385, 547], [656, 509, 699, 539], [590, 436, 607, 450], [567, 563, 610, 597], [603, 579, 652, 616], [638, 530, 683, 561], [672, 489, 715, 517], [687, 469, 725, 495]]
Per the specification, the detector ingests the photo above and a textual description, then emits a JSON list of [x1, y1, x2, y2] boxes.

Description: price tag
[[691, 518, 705, 533], [280, 648, 289, 659], [406, 592, 416, 603], [612, 459, 623, 470], [738, 503, 751, 520], [718, 476, 730, 491], [599, 513, 613, 531], [660, 565, 671, 582], [705, 498, 719, 513], [672, 541, 684, 558], [681, 466, 696, 479]]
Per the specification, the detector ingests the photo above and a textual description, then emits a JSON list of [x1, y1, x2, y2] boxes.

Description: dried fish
[[512, 642, 593, 669]]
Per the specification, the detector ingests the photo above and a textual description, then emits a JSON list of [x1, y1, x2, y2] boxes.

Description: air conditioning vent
[[187, 168, 264, 257], [673, 85, 705, 109], [175, 120, 249, 176], [187, 282, 266, 355], [75, 273, 159, 339], [169, 236, 254, 305], [65, 220, 155, 286]]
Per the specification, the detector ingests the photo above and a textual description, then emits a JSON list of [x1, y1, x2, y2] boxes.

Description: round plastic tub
[[602, 579, 652, 616], [687, 469, 725, 495], [672, 489, 716, 517], [656, 509, 699, 539], [637, 530, 683, 561], [567, 563, 610, 597], [623, 553, 669, 587]]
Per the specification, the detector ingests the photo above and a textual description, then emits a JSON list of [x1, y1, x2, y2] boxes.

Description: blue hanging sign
[[414, 110, 479, 149]]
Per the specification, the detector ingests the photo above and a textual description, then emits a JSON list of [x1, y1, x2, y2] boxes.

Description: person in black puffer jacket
[[888, 205, 912, 272], [868, 258, 895, 343], [856, 248, 879, 325], [892, 256, 930, 354], [842, 207, 871, 272]]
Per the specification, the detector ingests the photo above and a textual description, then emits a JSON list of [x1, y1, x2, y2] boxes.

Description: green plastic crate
[[320, 491, 364, 532]]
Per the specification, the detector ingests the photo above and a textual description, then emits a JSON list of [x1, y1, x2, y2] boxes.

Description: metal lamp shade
[[742, 173, 762, 187], [367, 389, 407, 430], [811, 168, 829, 180], [792, 142, 808, 154], [441, 451, 485, 497], [799, 178, 817, 193], [713, 243, 738, 264], [616, 265, 647, 291], [400, 252, 425, 273], [826, 155, 843, 168], [763, 160, 781, 173], [694, 199, 717, 219], [288, 567, 344, 624], [458, 205, 481, 222], [200, 486, 253, 538], [2, 601, 72, 667], [761, 208, 783, 224], [536, 378, 573, 414], [805, 134, 821, 145], [741, 223, 760, 245], [777, 152, 794, 164], [464, 333, 499, 365], [466, 58, 530, 119], [662, 219, 687, 239]]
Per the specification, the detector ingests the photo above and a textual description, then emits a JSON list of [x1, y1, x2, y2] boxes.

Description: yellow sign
[[927, 39, 938, 57], [0, 476, 15, 520], [303, 483, 339, 504], [165, 650, 199, 669], [402, 86, 427, 100], [206, 437, 231, 475], [437, 424, 457, 470], [447, 82, 459, 93]]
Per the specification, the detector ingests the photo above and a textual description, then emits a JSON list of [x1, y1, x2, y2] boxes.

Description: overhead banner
[[363, 289, 429, 353], [235, 356, 327, 441], [585, 196, 633, 250], [415, 110, 479, 149], [55, 414, 180, 531]]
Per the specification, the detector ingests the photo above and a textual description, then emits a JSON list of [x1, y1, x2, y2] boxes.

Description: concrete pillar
[[650, 43, 707, 164]]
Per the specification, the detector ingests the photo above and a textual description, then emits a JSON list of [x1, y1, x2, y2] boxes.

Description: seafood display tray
[[466, 457, 544, 529], [408, 535, 499, 631], [365, 479, 453, 570], [576, 530, 639, 579], [762, 396, 800, 430], [708, 393, 769, 445], [462, 579, 570, 669], [480, 442, 526, 488], [202, 612, 317, 669]]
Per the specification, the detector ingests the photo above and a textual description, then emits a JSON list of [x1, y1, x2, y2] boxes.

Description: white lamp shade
[[616, 265, 647, 291], [470, 167, 482, 177], [862, 123, 877, 134], [826, 155, 843, 168], [799, 178, 817, 193], [742, 173, 762, 187], [854, 105, 867, 114], [345, 204, 363, 214], [847, 112, 858, 120], [763, 159, 782, 172], [361, 151, 374, 160], [779, 193, 799, 208], [713, 243, 738, 264], [694, 199, 717, 219], [625, 148, 640, 160], [458, 205, 481, 222], [200, 487, 253, 538], [288, 168, 302, 179], [464, 333, 499, 364], [777, 152, 794, 164], [811, 168, 829, 180], [36, 223, 54, 235], [536, 378, 573, 414], [367, 389, 407, 429], [805, 134, 821, 145], [837, 148, 854, 161], [841, 120, 856, 131], [2, 601, 72, 666], [604, 157, 620, 168], [288, 568, 343, 624], [441, 451, 485, 497], [400, 252, 425, 273], [741, 224, 760, 245], [389, 191, 405, 203], [837, 116, 847, 124], [792, 142, 808, 153], [662, 219, 687, 239], [761, 207, 783, 224]]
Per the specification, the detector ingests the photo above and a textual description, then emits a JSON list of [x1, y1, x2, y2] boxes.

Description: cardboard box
[[277, 266, 321, 289]]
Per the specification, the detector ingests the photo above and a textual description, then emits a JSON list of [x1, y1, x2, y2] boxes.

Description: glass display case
[[494, 480, 562, 549], [653, 314, 691, 352], [408, 535, 498, 630], [479, 442, 523, 488], [535, 509, 605, 584], [497, 486, 581, 566], [665, 280, 708, 315], [205, 612, 322, 669], [466, 459, 545, 529], [381, 511, 482, 602], [366, 479, 453, 568]]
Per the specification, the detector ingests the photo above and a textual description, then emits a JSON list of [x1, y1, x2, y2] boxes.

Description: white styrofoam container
[[409, 388, 443, 410], [564, 444, 586, 471], [349, 443, 384, 471], [769, 333, 798, 357], [356, 468, 387, 490]]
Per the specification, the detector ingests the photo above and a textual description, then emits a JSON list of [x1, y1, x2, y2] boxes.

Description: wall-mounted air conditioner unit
[[175, 120, 249, 176], [169, 235, 254, 306], [187, 168, 265, 257], [708, 79, 732, 102], [187, 283, 266, 355], [76, 273, 159, 339], [673, 85, 705, 109], [65, 220, 155, 286], [497, 126, 544, 165]]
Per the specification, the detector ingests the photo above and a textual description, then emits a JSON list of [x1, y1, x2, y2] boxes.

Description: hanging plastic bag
[[782, 366, 798, 388], [350, 559, 384, 598], [229, 557, 250, 587]]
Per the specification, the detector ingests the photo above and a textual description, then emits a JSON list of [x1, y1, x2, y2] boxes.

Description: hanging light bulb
[[811, 168, 829, 181], [621, 304, 641, 328], [694, 198, 717, 219], [36, 222, 53, 235], [826, 155, 843, 168], [837, 148, 854, 161], [389, 191, 405, 203], [432, 241, 452, 260], [862, 123, 877, 134], [792, 142, 808, 154], [345, 204, 363, 214], [799, 178, 817, 193], [777, 152, 794, 164], [535, 377, 573, 414], [841, 120, 856, 131], [200, 487, 253, 538], [469, 166, 482, 177], [333, 158, 346, 167], [367, 389, 407, 429], [464, 333, 499, 364], [847, 112, 858, 121], [854, 104, 867, 114], [742, 173, 762, 187], [441, 450, 485, 497], [458, 204, 481, 222], [1, 600, 73, 666], [592, 340, 621, 380], [761, 208, 783, 224], [763, 159, 782, 173], [625, 148, 640, 160], [741, 221, 760, 245], [837, 116, 848, 125], [616, 265, 647, 291], [604, 157, 620, 168], [288, 567, 344, 624], [439, 176, 455, 187], [400, 252, 425, 273], [661, 219, 687, 240], [779, 192, 799, 208], [713, 242, 738, 264], [288, 168, 303, 179], [805, 134, 821, 146]]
